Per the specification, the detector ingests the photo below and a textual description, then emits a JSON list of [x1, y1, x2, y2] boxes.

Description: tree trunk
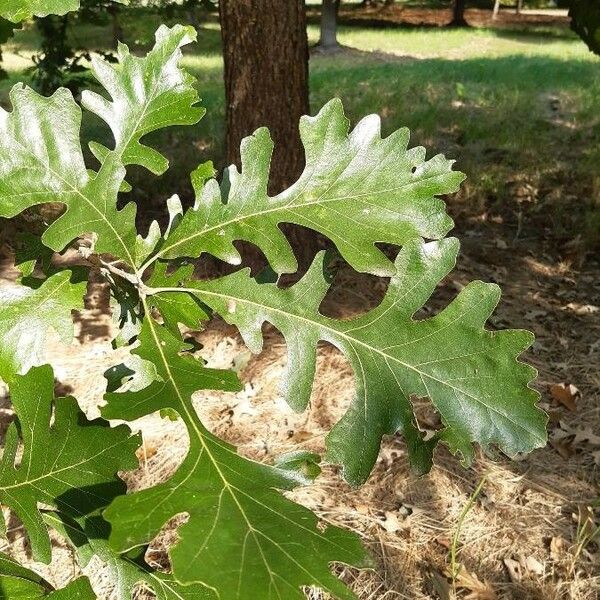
[[318, 0, 340, 51], [450, 0, 468, 26], [516, 0, 523, 15], [184, 0, 200, 30], [108, 5, 123, 46], [219, 0, 316, 274], [0, 49, 6, 80], [219, 0, 309, 191], [492, 0, 501, 19]]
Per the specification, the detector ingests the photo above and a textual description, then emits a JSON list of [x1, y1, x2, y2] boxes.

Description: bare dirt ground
[[1, 206, 598, 600], [330, 5, 571, 30]]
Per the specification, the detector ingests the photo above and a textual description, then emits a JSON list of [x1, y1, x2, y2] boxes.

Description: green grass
[[1, 11, 599, 246]]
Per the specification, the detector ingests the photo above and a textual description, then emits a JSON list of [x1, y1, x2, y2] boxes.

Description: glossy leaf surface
[[0, 26, 201, 263], [144, 99, 463, 276], [0, 271, 85, 380], [147, 239, 546, 486]]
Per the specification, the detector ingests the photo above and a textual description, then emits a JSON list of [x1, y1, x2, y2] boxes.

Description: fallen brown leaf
[[455, 565, 497, 600], [550, 536, 568, 561], [549, 382, 580, 411], [573, 427, 600, 446], [523, 555, 544, 576], [549, 438, 574, 459], [429, 569, 453, 600], [503, 557, 523, 583]]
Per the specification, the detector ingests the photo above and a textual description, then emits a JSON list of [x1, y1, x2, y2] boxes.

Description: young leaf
[[0, 271, 85, 380], [147, 238, 546, 486], [148, 264, 210, 336], [0, 25, 202, 264], [0, 365, 140, 563], [141, 99, 463, 276], [82, 24, 204, 177], [44, 512, 217, 600], [102, 316, 370, 599]]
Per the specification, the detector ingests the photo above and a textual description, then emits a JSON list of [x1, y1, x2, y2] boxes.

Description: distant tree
[[170, 0, 217, 31], [80, 0, 124, 46], [0, 18, 17, 80], [32, 14, 80, 95], [31, 0, 124, 95], [516, 0, 523, 15], [317, 0, 341, 51], [492, 0, 500, 19], [450, 0, 468, 26], [570, 0, 600, 55]]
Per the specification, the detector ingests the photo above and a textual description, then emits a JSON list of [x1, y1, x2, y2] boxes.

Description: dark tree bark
[[219, 0, 309, 193], [107, 4, 123, 46], [450, 0, 468, 26], [318, 0, 341, 51], [219, 0, 316, 274]]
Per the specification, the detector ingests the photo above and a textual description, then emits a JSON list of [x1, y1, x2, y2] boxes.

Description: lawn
[[1, 10, 599, 248]]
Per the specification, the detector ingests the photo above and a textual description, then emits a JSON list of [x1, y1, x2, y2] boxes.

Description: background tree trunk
[[492, 0, 501, 19], [219, 0, 309, 192], [219, 0, 316, 274], [108, 5, 123, 46], [516, 0, 523, 15], [318, 0, 341, 51], [450, 0, 468, 26]]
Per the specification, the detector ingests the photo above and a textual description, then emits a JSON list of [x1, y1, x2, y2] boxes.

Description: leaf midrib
[[0, 436, 129, 491], [140, 301, 353, 599]]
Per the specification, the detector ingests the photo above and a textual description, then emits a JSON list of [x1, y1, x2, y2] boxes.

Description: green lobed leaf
[[46, 578, 95, 599], [146, 238, 547, 486], [0, 552, 95, 599], [44, 512, 216, 600], [141, 99, 464, 277], [0, 25, 202, 264], [0, 365, 140, 563], [0, 84, 136, 261], [0, 271, 85, 381], [82, 24, 204, 178], [102, 315, 370, 599], [1, 0, 127, 23]]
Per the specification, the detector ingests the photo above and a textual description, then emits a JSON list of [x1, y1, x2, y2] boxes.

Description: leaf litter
[[0, 213, 598, 599]]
